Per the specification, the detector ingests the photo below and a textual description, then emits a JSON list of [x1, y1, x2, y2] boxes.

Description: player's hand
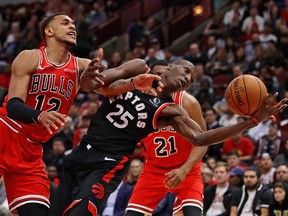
[[164, 167, 188, 189], [132, 74, 164, 96], [38, 111, 66, 134], [252, 92, 287, 124], [82, 48, 107, 85]]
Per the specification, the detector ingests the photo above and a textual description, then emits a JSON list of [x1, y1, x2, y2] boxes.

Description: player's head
[[150, 59, 169, 76], [40, 12, 77, 47], [161, 59, 197, 92]]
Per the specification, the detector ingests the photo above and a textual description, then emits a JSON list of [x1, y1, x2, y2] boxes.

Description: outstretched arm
[[158, 93, 287, 147], [79, 55, 163, 96]]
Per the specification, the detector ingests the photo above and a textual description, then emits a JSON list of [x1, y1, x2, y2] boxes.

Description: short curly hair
[[39, 12, 67, 40]]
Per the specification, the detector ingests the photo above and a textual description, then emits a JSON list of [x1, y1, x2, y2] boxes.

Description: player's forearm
[[180, 146, 207, 173], [194, 119, 255, 146], [80, 59, 149, 92], [96, 78, 136, 97], [172, 115, 255, 147]]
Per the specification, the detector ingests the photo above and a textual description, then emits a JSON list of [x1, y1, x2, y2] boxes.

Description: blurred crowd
[[1, 0, 288, 215]]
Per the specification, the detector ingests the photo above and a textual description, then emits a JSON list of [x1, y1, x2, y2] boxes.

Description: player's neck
[[156, 88, 173, 99], [45, 44, 70, 65]]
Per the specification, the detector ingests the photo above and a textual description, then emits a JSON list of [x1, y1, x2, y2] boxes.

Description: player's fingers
[[52, 112, 67, 122], [44, 124, 53, 134], [97, 48, 103, 60], [270, 115, 276, 121], [157, 86, 163, 92], [50, 122, 59, 130], [149, 89, 157, 97], [89, 58, 98, 66], [151, 74, 161, 81]]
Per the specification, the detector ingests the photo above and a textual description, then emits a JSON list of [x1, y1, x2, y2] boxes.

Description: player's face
[[49, 15, 77, 47], [165, 61, 196, 92]]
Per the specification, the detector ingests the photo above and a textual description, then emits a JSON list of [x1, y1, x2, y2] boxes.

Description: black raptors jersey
[[82, 90, 174, 155]]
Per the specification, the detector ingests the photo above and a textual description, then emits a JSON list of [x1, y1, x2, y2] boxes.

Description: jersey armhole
[[152, 102, 175, 129]]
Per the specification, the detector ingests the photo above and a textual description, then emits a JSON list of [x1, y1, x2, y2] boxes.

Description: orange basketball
[[225, 75, 267, 116]]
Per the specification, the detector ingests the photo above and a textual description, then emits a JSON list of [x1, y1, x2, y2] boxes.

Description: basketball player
[[50, 59, 287, 216], [126, 60, 207, 216], [0, 12, 162, 216]]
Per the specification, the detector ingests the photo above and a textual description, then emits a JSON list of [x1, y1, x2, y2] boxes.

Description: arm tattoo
[[109, 79, 127, 89]]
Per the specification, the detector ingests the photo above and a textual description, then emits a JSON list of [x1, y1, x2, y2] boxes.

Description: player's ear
[[45, 27, 53, 38], [167, 63, 173, 69]]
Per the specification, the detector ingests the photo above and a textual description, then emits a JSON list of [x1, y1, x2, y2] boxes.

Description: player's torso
[[142, 91, 202, 172], [83, 90, 174, 155], [0, 47, 79, 142]]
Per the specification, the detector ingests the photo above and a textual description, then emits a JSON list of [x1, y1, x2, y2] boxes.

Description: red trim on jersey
[[152, 103, 175, 129], [126, 203, 154, 215], [9, 195, 50, 212], [102, 156, 129, 183], [43, 47, 72, 68], [63, 199, 82, 216], [172, 91, 184, 106]]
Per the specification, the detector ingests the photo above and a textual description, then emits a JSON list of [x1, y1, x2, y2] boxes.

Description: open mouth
[[67, 32, 76, 38]]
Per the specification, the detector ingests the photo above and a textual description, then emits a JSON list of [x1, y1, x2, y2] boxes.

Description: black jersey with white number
[[82, 90, 174, 155]]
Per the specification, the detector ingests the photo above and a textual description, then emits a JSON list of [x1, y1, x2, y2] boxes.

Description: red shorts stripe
[[9, 195, 50, 213], [126, 203, 154, 215], [102, 156, 129, 183]]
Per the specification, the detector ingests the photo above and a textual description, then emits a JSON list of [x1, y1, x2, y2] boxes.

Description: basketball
[[225, 75, 267, 116]]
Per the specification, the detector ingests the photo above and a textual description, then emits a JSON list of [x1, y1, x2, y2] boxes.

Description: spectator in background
[[109, 51, 122, 68], [204, 108, 222, 161], [259, 153, 276, 185], [43, 137, 67, 175], [55, 116, 74, 150], [227, 152, 247, 171], [221, 117, 254, 165], [242, 7, 265, 35], [230, 166, 272, 216], [202, 166, 215, 189], [273, 140, 288, 167], [164, 48, 181, 62], [86, 1, 107, 29], [204, 11, 225, 38], [144, 48, 157, 67], [149, 38, 164, 60], [187, 63, 213, 97], [254, 121, 281, 163], [183, 43, 207, 65], [204, 162, 236, 216], [247, 119, 272, 143], [229, 167, 244, 187], [269, 182, 288, 216], [206, 156, 217, 171], [274, 165, 288, 183], [126, 17, 145, 51], [218, 107, 238, 127], [114, 159, 143, 216]]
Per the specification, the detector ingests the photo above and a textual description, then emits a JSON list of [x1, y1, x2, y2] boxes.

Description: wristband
[[250, 116, 259, 126], [131, 78, 136, 90]]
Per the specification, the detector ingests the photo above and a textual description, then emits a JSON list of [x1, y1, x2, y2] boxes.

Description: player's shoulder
[[77, 57, 90, 72], [12, 49, 39, 71], [183, 91, 200, 106]]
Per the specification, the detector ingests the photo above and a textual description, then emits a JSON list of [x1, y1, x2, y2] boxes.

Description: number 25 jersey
[[82, 90, 174, 155]]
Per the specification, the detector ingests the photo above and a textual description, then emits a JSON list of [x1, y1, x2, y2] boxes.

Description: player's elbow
[[193, 134, 207, 147]]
